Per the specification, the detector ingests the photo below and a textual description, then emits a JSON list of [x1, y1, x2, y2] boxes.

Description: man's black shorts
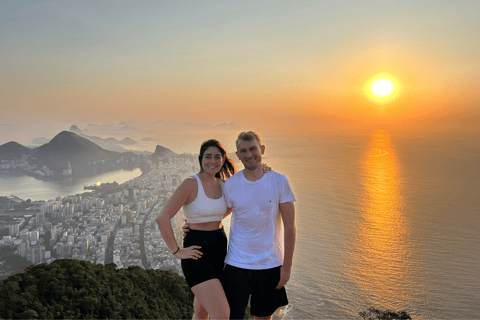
[[222, 264, 289, 319]]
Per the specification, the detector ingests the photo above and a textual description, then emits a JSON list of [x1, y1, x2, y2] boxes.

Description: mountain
[[69, 125, 83, 135], [0, 141, 33, 160], [152, 145, 176, 158], [2, 131, 176, 175], [120, 137, 136, 145], [68, 125, 136, 151], [33, 131, 135, 171]]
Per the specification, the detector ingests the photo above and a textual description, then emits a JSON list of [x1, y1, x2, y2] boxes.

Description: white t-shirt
[[224, 170, 296, 269]]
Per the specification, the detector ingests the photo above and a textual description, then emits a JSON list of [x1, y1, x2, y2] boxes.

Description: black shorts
[[222, 264, 289, 319], [181, 228, 227, 288]]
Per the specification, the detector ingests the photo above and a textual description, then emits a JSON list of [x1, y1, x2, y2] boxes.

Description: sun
[[371, 79, 394, 97], [364, 72, 401, 104]]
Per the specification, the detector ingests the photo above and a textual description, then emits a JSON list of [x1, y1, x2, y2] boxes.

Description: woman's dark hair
[[198, 139, 236, 180]]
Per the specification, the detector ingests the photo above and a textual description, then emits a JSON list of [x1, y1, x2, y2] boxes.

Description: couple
[[156, 131, 296, 320]]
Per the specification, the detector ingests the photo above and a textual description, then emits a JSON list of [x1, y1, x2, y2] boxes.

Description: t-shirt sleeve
[[279, 174, 296, 203], [224, 180, 233, 207]]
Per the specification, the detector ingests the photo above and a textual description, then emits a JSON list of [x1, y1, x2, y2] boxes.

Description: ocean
[[229, 131, 479, 319], [0, 168, 142, 201], [2, 131, 480, 319]]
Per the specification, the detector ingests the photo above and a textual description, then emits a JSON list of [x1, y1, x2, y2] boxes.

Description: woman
[[156, 139, 235, 319]]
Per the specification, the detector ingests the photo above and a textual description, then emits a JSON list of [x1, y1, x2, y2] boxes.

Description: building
[[17, 240, 27, 258], [30, 245, 44, 264], [51, 225, 57, 242], [36, 212, 45, 224], [30, 230, 39, 242], [8, 223, 19, 236], [128, 188, 135, 202]]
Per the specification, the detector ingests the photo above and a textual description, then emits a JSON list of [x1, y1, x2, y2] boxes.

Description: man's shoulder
[[225, 170, 244, 186], [267, 170, 289, 182]]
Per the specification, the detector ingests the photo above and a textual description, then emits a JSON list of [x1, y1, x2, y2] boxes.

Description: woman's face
[[201, 146, 224, 175]]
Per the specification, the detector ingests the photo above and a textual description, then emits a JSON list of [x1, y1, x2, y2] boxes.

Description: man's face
[[236, 139, 265, 170]]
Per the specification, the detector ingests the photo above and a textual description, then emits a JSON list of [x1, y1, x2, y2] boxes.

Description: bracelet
[[172, 247, 180, 255]]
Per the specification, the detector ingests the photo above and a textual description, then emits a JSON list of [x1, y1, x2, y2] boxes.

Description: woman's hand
[[262, 163, 272, 173], [174, 246, 202, 260]]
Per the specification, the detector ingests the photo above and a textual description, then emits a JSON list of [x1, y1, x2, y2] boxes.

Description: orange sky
[[1, 1, 479, 147]]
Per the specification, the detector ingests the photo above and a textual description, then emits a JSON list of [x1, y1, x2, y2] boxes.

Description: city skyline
[[1, 0, 479, 149], [1, 153, 194, 278]]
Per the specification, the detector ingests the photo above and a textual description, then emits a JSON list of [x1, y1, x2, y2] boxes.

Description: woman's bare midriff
[[189, 220, 223, 231]]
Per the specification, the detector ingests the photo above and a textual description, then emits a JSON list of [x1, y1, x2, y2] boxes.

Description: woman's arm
[[156, 178, 202, 260]]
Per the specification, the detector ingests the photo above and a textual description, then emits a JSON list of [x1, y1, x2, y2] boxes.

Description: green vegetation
[[0, 259, 194, 319]]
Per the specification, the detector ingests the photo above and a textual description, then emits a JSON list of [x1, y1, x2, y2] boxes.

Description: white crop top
[[183, 175, 227, 223]]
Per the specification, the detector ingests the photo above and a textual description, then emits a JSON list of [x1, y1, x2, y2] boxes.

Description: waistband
[[188, 226, 224, 234]]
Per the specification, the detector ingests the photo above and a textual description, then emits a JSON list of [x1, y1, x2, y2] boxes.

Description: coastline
[[0, 167, 143, 202]]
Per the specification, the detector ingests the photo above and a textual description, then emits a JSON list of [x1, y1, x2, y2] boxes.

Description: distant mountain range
[[68, 125, 137, 151], [0, 131, 176, 174], [33, 131, 138, 172]]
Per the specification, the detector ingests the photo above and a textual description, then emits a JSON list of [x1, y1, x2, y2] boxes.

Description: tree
[[0, 259, 194, 319], [18, 309, 38, 319]]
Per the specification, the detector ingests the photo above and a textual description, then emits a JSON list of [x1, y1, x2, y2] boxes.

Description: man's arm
[[276, 201, 296, 289], [223, 207, 232, 219]]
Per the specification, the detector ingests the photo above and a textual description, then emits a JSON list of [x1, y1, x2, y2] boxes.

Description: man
[[222, 131, 296, 320]]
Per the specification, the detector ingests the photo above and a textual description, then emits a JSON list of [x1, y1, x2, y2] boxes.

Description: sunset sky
[[1, 0, 479, 149]]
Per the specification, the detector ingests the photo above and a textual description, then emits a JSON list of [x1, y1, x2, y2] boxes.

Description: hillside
[[33, 132, 117, 171], [31, 131, 137, 172], [152, 145, 177, 158], [0, 141, 33, 160], [0, 259, 193, 319]]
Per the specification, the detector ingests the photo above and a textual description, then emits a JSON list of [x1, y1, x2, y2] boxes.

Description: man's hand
[[182, 219, 191, 237], [276, 265, 291, 289]]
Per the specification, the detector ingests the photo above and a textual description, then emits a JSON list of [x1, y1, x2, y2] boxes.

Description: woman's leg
[[191, 278, 230, 319], [193, 296, 209, 320]]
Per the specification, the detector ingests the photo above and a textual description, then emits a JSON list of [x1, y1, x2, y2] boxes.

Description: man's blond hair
[[236, 131, 262, 149]]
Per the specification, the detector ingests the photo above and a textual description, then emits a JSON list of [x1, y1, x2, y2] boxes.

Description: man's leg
[[250, 267, 289, 319], [222, 264, 252, 320]]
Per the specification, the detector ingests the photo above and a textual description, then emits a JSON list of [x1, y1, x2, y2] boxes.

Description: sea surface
[[2, 132, 480, 319], [0, 168, 142, 201]]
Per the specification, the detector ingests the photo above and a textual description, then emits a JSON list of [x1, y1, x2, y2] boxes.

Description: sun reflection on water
[[347, 130, 412, 310]]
